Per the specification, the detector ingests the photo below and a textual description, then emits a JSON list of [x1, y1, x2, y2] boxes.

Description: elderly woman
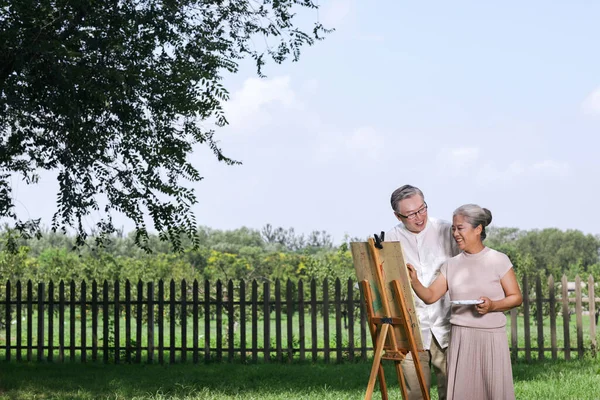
[[407, 204, 522, 400]]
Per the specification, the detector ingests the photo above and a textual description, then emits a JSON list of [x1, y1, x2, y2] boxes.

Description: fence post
[[16, 281, 22, 362], [114, 280, 121, 364], [548, 275, 557, 360], [263, 280, 271, 363], [216, 280, 223, 362], [103, 281, 109, 364], [298, 280, 305, 361], [92, 280, 98, 361], [48, 281, 54, 362], [136, 280, 143, 363], [204, 279, 211, 363], [561, 275, 570, 360], [575, 275, 584, 359], [125, 280, 132, 363], [347, 278, 355, 362], [59, 280, 65, 362], [147, 281, 154, 364], [311, 279, 317, 362], [251, 280, 258, 363], [158, 280, 164, 365], [193, 279, 199, 364], [589, 275, 597, 358], [27, 280, 32, 362], [275, 279, 282, 362], [227, 279, 234, 362], [535, 276, 544, 360], [286, 279, 294, 363], [181, 279, 187, 363], [335, 278, 342, 363], [522, 275, 531, 362], [323, 278, 330, 364], [5, 280, 10, 362], [81, 280, 87, 363], [240, 280, 246, 363]]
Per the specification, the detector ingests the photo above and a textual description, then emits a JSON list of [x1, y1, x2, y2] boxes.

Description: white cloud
[[321, 0, 352, 27], [223, 76, 299, 129], [315, 126, 383, 162], [437, 147, 570, 182], [476, 159, 570, 183], [437, 147, 480, 175], [581, 86, 600, 115], [531, 160, 570, 177]]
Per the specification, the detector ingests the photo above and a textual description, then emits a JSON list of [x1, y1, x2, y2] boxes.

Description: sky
[[8, 1, 600, 244]]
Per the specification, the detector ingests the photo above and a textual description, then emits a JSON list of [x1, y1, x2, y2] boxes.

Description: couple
[[387, 185, 522, 400]]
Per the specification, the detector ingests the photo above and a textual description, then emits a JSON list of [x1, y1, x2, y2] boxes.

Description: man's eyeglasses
[[396, 202, 428, 220]]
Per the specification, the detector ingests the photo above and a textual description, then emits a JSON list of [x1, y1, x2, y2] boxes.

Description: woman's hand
[[476, 296, 494, 315], [406, 263, 419, 284]]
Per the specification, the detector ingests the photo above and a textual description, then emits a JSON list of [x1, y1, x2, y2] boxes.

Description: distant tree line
[[0, 224, 599, 288]]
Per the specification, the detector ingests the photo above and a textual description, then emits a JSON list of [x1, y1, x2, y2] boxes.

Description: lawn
[[1, 358, 599, 399]]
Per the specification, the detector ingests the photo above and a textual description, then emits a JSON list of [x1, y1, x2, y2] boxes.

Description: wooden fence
[[0, 275, 598, 364]]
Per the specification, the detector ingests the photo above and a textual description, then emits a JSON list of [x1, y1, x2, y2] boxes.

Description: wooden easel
[[351, 238, 429, 400]]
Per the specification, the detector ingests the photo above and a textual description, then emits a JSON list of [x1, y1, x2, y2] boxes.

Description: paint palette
[[450, 299, 484, 305]]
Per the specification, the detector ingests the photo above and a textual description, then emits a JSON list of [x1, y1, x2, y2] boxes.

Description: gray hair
[[390, 185, 424, 214], [453, 204, 493, 240]]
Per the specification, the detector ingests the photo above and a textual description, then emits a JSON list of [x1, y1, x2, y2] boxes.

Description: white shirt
[[386, 217, 458, 349]]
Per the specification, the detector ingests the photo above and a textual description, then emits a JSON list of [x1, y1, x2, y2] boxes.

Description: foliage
[[0, 0, 330, 252]]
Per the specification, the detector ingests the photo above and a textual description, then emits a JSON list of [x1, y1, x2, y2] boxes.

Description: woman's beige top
[[440, 247, 513, 329]]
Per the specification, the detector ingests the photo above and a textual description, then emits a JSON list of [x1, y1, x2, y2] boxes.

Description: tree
[[0, 0, 330, 251]]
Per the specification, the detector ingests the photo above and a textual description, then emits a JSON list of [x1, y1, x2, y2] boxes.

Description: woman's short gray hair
[[390, 185, 424, 214], [453, 204, 493, 240]]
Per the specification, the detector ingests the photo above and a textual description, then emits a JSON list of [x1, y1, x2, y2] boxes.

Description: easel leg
[[410, 350, 429, 400], [395, 361, 408, 399], [377, 365, 388, 400], [361, 281, 388, 399], [392, 280, 430, 400], [365, 324, 389, 400]]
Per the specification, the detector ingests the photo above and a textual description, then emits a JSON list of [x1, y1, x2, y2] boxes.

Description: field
[[1, 357, 599, 399]]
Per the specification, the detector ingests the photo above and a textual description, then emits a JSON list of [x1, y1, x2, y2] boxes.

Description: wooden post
[[103, 281, 110, 364], [589, 275, 597, 358], [575, 276, 584, 359], [347, 278, 355, 362], [535, 276, 544, 360], [522, 275, 531, 363], [548, 275, 557, 360], [335, 278, 343, 363], [92, 280, 98, 361], [5, 280, 10, 362], [299, 280, 306, 362], [147, 282, 154, 364], [193, 279, 199, 364], [180, 279, 186, 363], [275, 279, 282, 362], [205, 279, 211, 363], [240, 280, 247, 363], [561, 275, 570, 360], [287, 279, 294, 363], [115, 280, 121, 364], [59, 280, 65, 363], [48, 281, 54, 362]]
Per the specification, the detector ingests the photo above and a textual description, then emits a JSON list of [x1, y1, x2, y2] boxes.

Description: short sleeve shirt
[[440, 247, 513, 328]]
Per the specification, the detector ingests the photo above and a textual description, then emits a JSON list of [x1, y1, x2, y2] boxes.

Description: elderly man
[[386, 184, 458, 400]]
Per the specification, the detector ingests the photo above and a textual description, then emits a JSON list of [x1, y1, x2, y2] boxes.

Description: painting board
[[351, 241, 423, 351]]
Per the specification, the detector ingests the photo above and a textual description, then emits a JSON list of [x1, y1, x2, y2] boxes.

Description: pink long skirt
[[446, 325, 516, 400]]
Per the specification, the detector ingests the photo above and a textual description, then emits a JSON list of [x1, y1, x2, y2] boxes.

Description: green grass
[[0, 358, 599, 399]]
